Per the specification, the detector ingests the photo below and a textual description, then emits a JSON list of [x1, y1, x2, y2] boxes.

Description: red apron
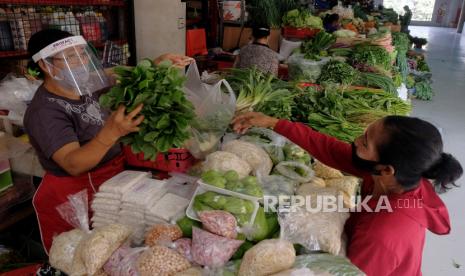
[[32, 155, 125, 254]]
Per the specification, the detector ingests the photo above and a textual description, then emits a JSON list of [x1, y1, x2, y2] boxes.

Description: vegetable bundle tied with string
[[226, 68, 295, 119], [100, 59, 195, 160]]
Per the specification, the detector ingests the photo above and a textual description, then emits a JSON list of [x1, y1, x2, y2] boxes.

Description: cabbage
[[223, 140, 273, 176]]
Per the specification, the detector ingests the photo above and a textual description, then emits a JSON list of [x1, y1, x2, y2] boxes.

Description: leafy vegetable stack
[[100, 59, 195, 160], [301, 31, 336, 60]]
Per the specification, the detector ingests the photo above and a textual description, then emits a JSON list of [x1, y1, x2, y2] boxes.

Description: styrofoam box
[[186, 181, 260, 226]]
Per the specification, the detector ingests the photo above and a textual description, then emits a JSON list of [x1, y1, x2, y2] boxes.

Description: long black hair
[[378, 116, 462, 192], [27, 29, 73, 78]]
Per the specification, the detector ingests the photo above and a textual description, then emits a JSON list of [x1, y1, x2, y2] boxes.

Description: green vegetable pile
[[100, 59, 195, 160], [415, 81, 434, 100], [226, 68, 295, 119], [355, 72, 397, 95], [352, 44, 392, 72], [392, 32, 410, 81], [282, 9, 323, 29], [201, 170, 264, 198], [247, 0, 299, 28], [292, 86, 412, 142], [380, 8, 399, 24], [319, 60, 358, 86], [301, 31, 336, 60]]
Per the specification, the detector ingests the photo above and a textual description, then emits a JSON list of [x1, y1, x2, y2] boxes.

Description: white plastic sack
[[0, 74, 42, 121], [99, 171, 150, 194], [279, 39, 302, 61], [288, 54, 330, 82], [222, 140, 273, 176], [183, 62, 236, 159]]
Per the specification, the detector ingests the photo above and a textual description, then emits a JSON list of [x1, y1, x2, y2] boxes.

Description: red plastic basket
[[123, 146, 195, 173], [282, 27, 321, 39]]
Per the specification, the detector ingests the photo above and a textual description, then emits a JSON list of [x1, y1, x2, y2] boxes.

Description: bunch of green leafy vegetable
[[406, 74, 416, 89], [381, 8, 399, 24], [225, 68, 295, 119], [100, 59, 195, 160], [416, 59, 430, 72], [355, 72, 397, 94], [282, 9, 323, 29], [301, 31, 336, 60], [291, 86, 411, 141], [415, 81, 434, 100], [318, 60, 359, 85], [247, 0, 299, 28], [392, 32, 410, 53], [352, 43, 392, 71], [353, 4, 368, 21]]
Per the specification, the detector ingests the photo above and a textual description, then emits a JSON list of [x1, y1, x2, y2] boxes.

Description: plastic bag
[[145, 223, 183, 247], [0, 74, 42, 121], [278, 203, 349, 255], [275, 161, 315, 183], [258, 175, 297, 197], [184, 62, 236, 159], [238, 239, 296, 276], [313, 161, 344, 180], [279, 39, 302, 61], [198, 210, 238, 239], [137, 245, 191, 276], [293, 254, 365, 276], [240, 128, 287, 165], [103, 243, 145, 276], [49, 229, 85, 275], [222, 140, 273, 176], [191, 227, 244, 268], [202, 151, 252, 179], [0, 132, 31, 160], [288, 54, 330, 82], [173, 238, 194, 262]]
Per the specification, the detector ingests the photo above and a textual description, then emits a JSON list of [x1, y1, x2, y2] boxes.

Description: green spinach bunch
[[100, 59, 195, 160]]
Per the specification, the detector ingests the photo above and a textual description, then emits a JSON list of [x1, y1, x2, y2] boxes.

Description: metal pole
[[457, 0, 465, 33]]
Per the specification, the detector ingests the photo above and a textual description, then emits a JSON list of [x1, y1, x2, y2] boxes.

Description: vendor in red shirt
[[232, 112, 463, 276], [24, 29, 193, 253]]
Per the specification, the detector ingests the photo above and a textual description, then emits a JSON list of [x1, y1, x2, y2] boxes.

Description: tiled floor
[[409, 26, 465, 275]]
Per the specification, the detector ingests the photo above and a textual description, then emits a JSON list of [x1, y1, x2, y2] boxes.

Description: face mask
[[351, 142, 381, 174], [58, 65, 90, 88]]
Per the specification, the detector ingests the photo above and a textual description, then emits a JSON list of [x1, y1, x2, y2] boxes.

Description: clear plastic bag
[[239, 128, 287, 165], [137, 245, 191, 276], [191, 227, 244, 268], [293, 254, 366, 276], [184, 62, 236, 159], [238, 238, 296, 276], [103, 243, 145, 276], [222, 140, 273, 176], [278, 202, 349, 255], [275, 161, 315, 183], [145, 223, 183, 247], [258, 175, 297, 197], [0, 132, 32, 160], [198, 210, 238, 239], [172, 238, 194, 263], [0, 74, 42, 122], [288, 54, 330, 82]]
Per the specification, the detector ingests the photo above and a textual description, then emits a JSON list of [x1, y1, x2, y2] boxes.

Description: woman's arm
[[232, 112, 364, 176], [52, 105, 144, 176]]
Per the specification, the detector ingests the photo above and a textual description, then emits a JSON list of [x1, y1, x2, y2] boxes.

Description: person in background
[[234, 25, 279, 76], [400, 5, 412, 33], [323, 13, 341, 33], [232, 112, 462, 276], [24, 29, 193, 253]]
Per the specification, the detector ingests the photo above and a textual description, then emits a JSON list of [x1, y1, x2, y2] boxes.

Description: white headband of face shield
[[32, 36, 87, 62]]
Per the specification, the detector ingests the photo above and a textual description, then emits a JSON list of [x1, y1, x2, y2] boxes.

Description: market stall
[[0, 1, 440, 275]]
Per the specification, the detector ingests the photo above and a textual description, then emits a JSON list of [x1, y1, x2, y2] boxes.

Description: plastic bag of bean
[[137, 245, 191, 276], [198, 210, 238, 239], [173, 238, 194, 262], [191, 227, 244, 268], [145, 223, 183, 246], [103, 243, 145, 276]]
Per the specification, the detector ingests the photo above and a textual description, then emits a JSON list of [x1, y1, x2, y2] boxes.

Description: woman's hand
[[99, 104, 145, 145], [154, 53, 194, 68], [232, 112, 279, 134]]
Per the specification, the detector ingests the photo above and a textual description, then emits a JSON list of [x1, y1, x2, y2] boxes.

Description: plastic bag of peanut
[[137, 246, 191, 276], [145, 224, 183, 246]]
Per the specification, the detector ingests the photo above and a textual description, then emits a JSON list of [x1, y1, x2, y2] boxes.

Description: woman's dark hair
[[27, 29, 73, 78], [378, 116, 462, 192], [323, 13, 340, 26], [252, 25, 270, 40]]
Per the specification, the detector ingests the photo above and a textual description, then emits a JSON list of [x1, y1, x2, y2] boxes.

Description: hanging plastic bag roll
[[183, 62, 236, 159]]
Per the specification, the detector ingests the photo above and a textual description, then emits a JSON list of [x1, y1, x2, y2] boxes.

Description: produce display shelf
[[0, 0, 125, 6]]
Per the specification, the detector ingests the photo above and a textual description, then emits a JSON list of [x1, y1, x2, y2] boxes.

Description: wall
[[133, 0, 186, 61]]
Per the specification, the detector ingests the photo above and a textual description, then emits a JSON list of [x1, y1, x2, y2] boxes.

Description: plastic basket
[[282, 27, 320, 39], [123, 146, 195, 173], [185, 181, 261, 226]]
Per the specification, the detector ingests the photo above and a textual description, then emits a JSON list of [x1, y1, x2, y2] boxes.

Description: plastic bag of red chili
[[198, 210, 238, 239]]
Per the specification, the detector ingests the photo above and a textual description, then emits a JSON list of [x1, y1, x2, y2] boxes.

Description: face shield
[[32, 36, 110, 96]]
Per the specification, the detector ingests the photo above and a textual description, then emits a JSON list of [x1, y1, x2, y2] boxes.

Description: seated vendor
[[323, 13, 341, 33], [234, 25, 279, 76]]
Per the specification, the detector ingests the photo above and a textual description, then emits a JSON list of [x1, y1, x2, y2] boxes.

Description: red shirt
[[274, 120, 451, 276]]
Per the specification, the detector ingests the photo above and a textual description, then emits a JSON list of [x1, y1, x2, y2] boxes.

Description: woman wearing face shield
[[24, 29, 193, 253], [232, 112, 463, 276]]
